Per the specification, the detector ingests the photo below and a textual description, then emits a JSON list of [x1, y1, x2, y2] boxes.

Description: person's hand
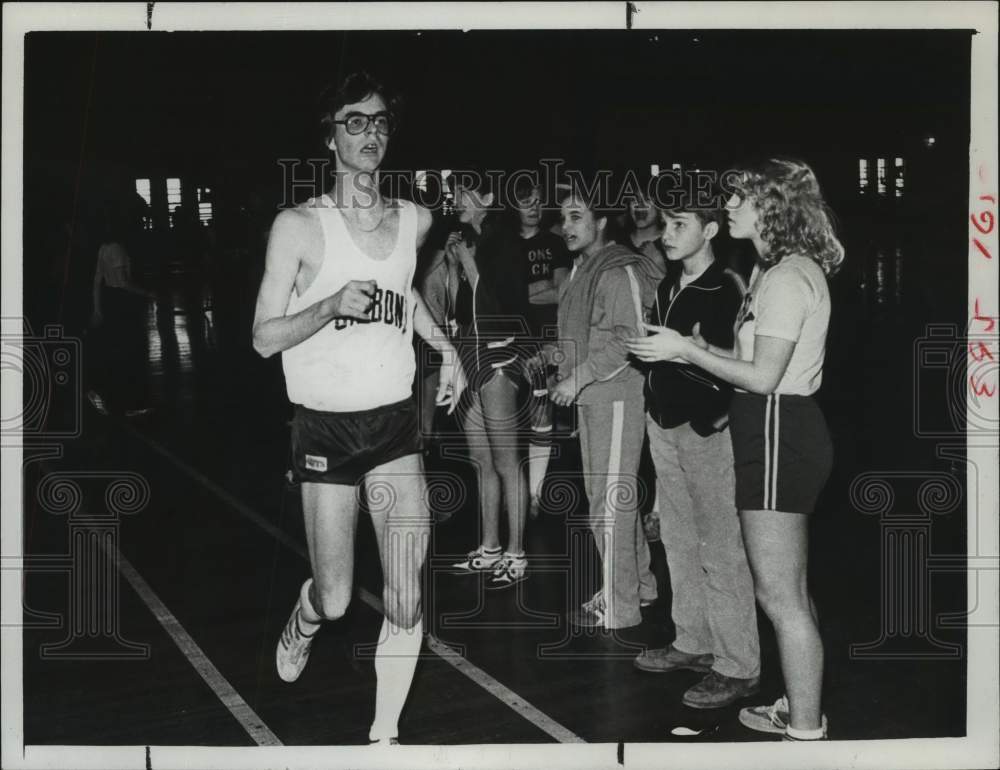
[[436, 355, 467, 415], [444, 232, 463, 265], [625, 323, 688, 363], [690, 322, 709, 351], [521, 352, 545, 380], [450, 240, 477, 272], [327, 279, 377, 320], [550, 374, 579, 407]]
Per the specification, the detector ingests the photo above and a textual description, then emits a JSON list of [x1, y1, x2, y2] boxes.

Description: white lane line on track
[[122, 423, 586, 744], [103, 540, 283, 747]]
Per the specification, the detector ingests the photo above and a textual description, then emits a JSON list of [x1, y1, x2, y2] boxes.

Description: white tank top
[[282, 196, 417, 412]]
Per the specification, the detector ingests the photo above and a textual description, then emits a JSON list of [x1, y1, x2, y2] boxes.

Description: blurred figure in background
[[87, 218, 152, 417]]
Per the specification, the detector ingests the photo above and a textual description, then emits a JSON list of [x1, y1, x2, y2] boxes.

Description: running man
[[252, 72, 465, 745]]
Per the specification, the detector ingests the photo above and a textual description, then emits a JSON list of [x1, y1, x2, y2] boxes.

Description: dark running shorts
[[729, 392, 833, 514], [290, 398, 422, 485]]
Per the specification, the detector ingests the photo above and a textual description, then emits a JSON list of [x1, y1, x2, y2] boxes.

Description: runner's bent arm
[[252, 209, 374, 358]]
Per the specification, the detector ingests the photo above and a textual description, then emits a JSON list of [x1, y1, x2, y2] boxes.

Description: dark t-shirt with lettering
[[519, 230, 572, 287], [518, 230, 571, 337]]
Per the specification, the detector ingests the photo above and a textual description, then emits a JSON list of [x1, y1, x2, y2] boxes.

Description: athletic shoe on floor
[[682, 670, 760, 709], [486, 553, 528, 589], [276, 593, 319, 682], [86, 390, 109, 416], [633, 645, 714, 674], [450, 546, 503, 573], [739, 695, 828, 737], [567, 603, 606, 628], [567, 590, 606, 628], [368, 737, 400, 746]]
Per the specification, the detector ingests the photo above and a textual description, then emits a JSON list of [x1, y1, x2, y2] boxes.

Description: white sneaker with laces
[[276, 590, 320, 683], [450, 546, 503, 573], [739, 695, 829, 737], [568, 590, 607, 628], [486, 553, 528, 589]]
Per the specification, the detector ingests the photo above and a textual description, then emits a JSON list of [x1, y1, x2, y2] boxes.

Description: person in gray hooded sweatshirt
[[545, 188, 664, 630]]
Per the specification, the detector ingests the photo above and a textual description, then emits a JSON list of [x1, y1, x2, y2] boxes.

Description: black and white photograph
[[2, 3, 997, 769]]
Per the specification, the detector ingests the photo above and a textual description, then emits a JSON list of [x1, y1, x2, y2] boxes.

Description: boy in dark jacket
[[626, 206, 761, 709]]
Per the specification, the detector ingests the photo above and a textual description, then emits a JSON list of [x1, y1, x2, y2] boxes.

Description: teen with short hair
[[628, 158, 840, 739], [628, 204, 760, 710]]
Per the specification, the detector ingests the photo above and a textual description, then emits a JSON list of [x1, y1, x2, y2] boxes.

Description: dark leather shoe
[[633, 645, 714, 673], [682, 670, 760, 709]]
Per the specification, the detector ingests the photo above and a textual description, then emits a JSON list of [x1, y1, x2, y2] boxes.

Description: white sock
[[527, 443, 551, 499], [299, 579, 322, 627], [785, 721, 827, 740], [369, 616, 423, 741]]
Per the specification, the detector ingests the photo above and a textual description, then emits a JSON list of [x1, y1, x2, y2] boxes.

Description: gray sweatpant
[[647, 416, 760, 679], [578, 399, 657, 629]]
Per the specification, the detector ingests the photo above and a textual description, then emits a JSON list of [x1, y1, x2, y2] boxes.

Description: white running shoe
[[276, 591, 319, 682], [739, 695, 829, 737], [450, 546, 503, 574], [486, 553, 528, 590]]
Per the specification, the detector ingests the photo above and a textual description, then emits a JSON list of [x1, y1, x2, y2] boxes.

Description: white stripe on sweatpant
[[602, 400, 625, 630], [772, 394, 781, 510], [763, 395, 773, 509]]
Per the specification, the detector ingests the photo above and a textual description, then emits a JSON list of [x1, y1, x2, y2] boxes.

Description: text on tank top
[[281, 196, 418, 412]]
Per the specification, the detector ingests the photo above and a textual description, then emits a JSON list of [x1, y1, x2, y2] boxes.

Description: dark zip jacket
[[455, 217, 533, 389], [644, 259, 746, 435]]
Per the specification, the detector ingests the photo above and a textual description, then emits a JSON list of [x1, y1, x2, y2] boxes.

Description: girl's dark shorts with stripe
[[290, 398, 422, 486], [729, 392, 833, 514]]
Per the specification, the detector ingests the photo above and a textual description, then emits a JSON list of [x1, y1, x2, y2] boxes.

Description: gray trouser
[[578, 400, 657, 629], [647, 416, 760, 678]]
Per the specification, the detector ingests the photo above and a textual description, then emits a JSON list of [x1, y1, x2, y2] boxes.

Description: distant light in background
[[135, 179, 151, 206], [858, 158, 869, 195], [167, 178, 182, 227], [197, 187, 213, 226], [876, 158, 887, 197], [894, 157, 905, 199], [135, 179, 153, 229], [415, 170, 428, 193], [649, 163, 659, 177], [671, 163, 681, 171], [923, 134, 936, 149]]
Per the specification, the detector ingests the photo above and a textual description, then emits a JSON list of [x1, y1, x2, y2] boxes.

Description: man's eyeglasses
[[332, 111, 395, 136]]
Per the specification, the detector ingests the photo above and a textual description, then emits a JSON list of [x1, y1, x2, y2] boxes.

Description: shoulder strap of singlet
[[395, 198, 417, 253]]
